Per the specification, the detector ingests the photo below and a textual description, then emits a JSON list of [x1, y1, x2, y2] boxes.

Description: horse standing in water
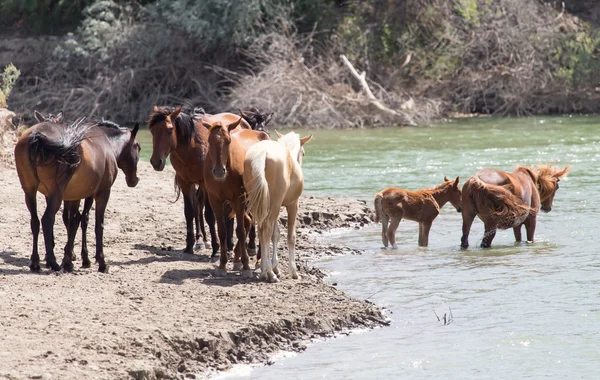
[[460, 165, 569, 248], [14, 119, 140, 273], [374, 177, 462, 248], [243, 131, 312, 282], [203, 118, 270, 276]]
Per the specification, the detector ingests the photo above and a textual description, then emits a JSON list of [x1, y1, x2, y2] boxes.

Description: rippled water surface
[[142, 116, 600, 378]]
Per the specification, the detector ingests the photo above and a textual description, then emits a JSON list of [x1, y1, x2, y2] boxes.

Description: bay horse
[[243, 130, 312, 282], [203, 118, 270, 277], [15, 119, 140, 273], [374, 177, 462, 248], [240, 108, 273, 134], [34, 110, 64, 124], [460, 165, 569, 248]]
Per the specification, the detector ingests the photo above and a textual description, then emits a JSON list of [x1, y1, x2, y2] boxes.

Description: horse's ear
[[227, 117, 242, 132], [454, 176, 460, 188], [239, 109, 250, 119], [201, 121, 213, 130], [55, 111, 64, 123], [34, 110, 44, 123], [555, 166, 570, 178], [170, 105, 183, 119], [131, 122, 140, 139], [444, 176, 449, 182], [275, 130, 283, 138], [153, 105, 159, 113], [265, 112, 274, 125], [300, 134, 313, 146]]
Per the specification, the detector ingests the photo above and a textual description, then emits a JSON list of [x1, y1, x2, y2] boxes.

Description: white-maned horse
[[243, 131, 313, 283]]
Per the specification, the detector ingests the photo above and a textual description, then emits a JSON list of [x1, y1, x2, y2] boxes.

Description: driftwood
[[340, 54, 416, 126]]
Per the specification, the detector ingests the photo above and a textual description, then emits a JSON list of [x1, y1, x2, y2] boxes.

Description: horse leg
[[461, 208, 477, 249], [234, 200, 252, 278], [380, 213, 390, 248], [480, 221, 497, 248], [209, 196, 228, 275], [61, 200, 81, 273], [194, 187, 201, 245], [61, 201, 78, 262], [226, 211, 234, 254], [524, 215, 537, 244], [271, 221, 280, 276], [247, 214, 257, 256], [24, 192, 41, 272], [94, 190, 111, 273], [179, 180, 196, 254], [286, 201, 300, 279], [418, 220, 433, 247], [203, 198, 219, 258], [196, 188, 208, 249], [259, 220, 277, 283], [41, 194, 62, 272], [513, 225, 522, 243], [386, 217, 401, 249], [80, 197, 93, 268]]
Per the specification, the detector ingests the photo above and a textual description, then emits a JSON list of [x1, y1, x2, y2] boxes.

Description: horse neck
[[111, 132, 130, 162], [429, 185, 451, 207]]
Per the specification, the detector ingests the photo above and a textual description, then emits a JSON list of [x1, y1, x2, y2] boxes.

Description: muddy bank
[[0, 162, 386, 379]]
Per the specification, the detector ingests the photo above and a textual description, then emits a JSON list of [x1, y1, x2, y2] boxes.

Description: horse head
[[444, 175, 462, 212], [535, 165, 570, 212], [275, 130, 312, 166], [204, 118, 242, 181], [34, 110, 64, 124], [117, 122, 141, 187], [240, 108, 273, 133], [148, 105, 182, 171]]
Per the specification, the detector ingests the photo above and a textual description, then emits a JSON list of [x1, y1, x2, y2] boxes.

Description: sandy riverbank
[[0, 162, 387, 379]]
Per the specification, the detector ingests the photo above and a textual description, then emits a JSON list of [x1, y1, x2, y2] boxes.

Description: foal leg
[[461, 208, 477, 249], [80, 197, 93, 268], [271, 221, 280, 276], [25, 191, 41, 272], [41, 194, 63, 272], [380, 213, 389, 248], [286, 201, 300, 279], [61, 200, 81, 272], [386, 217, 401, 249], [418, 220, 433, 247], [94, 190, 111, 273]]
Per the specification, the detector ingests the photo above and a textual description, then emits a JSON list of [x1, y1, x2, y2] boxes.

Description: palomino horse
[[15, 119, 140, 273], [240, 108, 273, 134], [243, 130, 312, 282], [374, 177, 462, 248], [460, 165, 569, 248], [203, 118, 270, 277], [149, 105, 252, 256]]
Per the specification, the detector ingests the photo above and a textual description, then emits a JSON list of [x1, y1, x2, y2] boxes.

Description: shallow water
[[140, 116, 600, 378]]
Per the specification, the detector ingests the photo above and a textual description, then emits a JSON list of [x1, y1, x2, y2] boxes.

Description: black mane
[[149, 106, 202, 145], [91, 119, 128, 139]]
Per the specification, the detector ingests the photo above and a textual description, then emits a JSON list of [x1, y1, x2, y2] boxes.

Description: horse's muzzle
[[150, 157, 165, 171], [126, 176, 139, 187], [212, 166, 227, 181]]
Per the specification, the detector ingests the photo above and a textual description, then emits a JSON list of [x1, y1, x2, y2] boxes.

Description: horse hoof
[[210, 255, 220, 263], [273, 266, 280, 275], [291, 271, 300, 280], [232, 262, 243, 271], [44, 262, 51, 269], [242, 270, 253, 278], [391, 244, 398, 250], [204, 241, 211, 249], [247, 247, 257, 256], [215, 268, 227, 276], [30, 263, 41, 272], [81, 261, 91, 269], [267, 273, 279, 283], [526, 240, 534, 244], [71, 255, 77, 261], [98, 264, 109, 274], [62, 262, 74, 273], [49, 262, 61, 272], [194, 242, 204, 250]]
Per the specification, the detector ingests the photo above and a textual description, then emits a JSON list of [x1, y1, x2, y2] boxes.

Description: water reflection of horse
[[374, 177, 462, 248], [243, 130, 312, 282], [14, 118, 141, 273], [203, 118, 270, 276], [460, 165, 569, 248]]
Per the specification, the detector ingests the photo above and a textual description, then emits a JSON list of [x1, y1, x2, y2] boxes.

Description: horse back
[[230, 129, 271, 173], [379, 187, 438, 222], [201, 112, 252, 129]]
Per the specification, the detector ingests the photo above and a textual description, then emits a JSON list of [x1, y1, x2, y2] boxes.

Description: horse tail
[[468, 177, 531, 221], [27, 118, 88, 184], [374, 192, 384, 224], [244, 146, 270, 225]]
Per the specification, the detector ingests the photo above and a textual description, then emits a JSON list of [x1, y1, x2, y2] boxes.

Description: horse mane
[[467, 176, 532, 227], [535, 165, 570, 202], [28, 118, 91, 184], [148, 106, 201, 144], [92, 119, 129, 139]]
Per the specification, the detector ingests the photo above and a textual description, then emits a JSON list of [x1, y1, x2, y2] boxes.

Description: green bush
[[0, 64, 21, 108]]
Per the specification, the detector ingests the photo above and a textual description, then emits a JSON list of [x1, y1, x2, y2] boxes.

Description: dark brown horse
[[15, 119, 140, 273], [240, 108, 273, 134], [148, 106, 253, 257], [460, 165, 569, 248], [203, 118, 270, 276]]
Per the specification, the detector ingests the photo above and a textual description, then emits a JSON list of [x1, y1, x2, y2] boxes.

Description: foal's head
[[275, 130, 313, 166], [117, 122, 141, 187], [240, 108, 273, 134], [443, 176, 462, 212], [204, 118, 243, 181], [34, 110, 64, 124], [148, 105, 182, 171], [535, 165, 570, 212]]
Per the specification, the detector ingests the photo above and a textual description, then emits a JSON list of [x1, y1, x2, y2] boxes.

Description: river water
[[141, 116, 600, 378]]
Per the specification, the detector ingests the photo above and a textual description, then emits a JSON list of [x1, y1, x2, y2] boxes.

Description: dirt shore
[[0, 162, 387, 380]]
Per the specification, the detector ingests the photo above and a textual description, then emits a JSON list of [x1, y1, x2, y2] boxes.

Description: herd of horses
[[374, 165, 569, 249], [14, 106, 569, 282]]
